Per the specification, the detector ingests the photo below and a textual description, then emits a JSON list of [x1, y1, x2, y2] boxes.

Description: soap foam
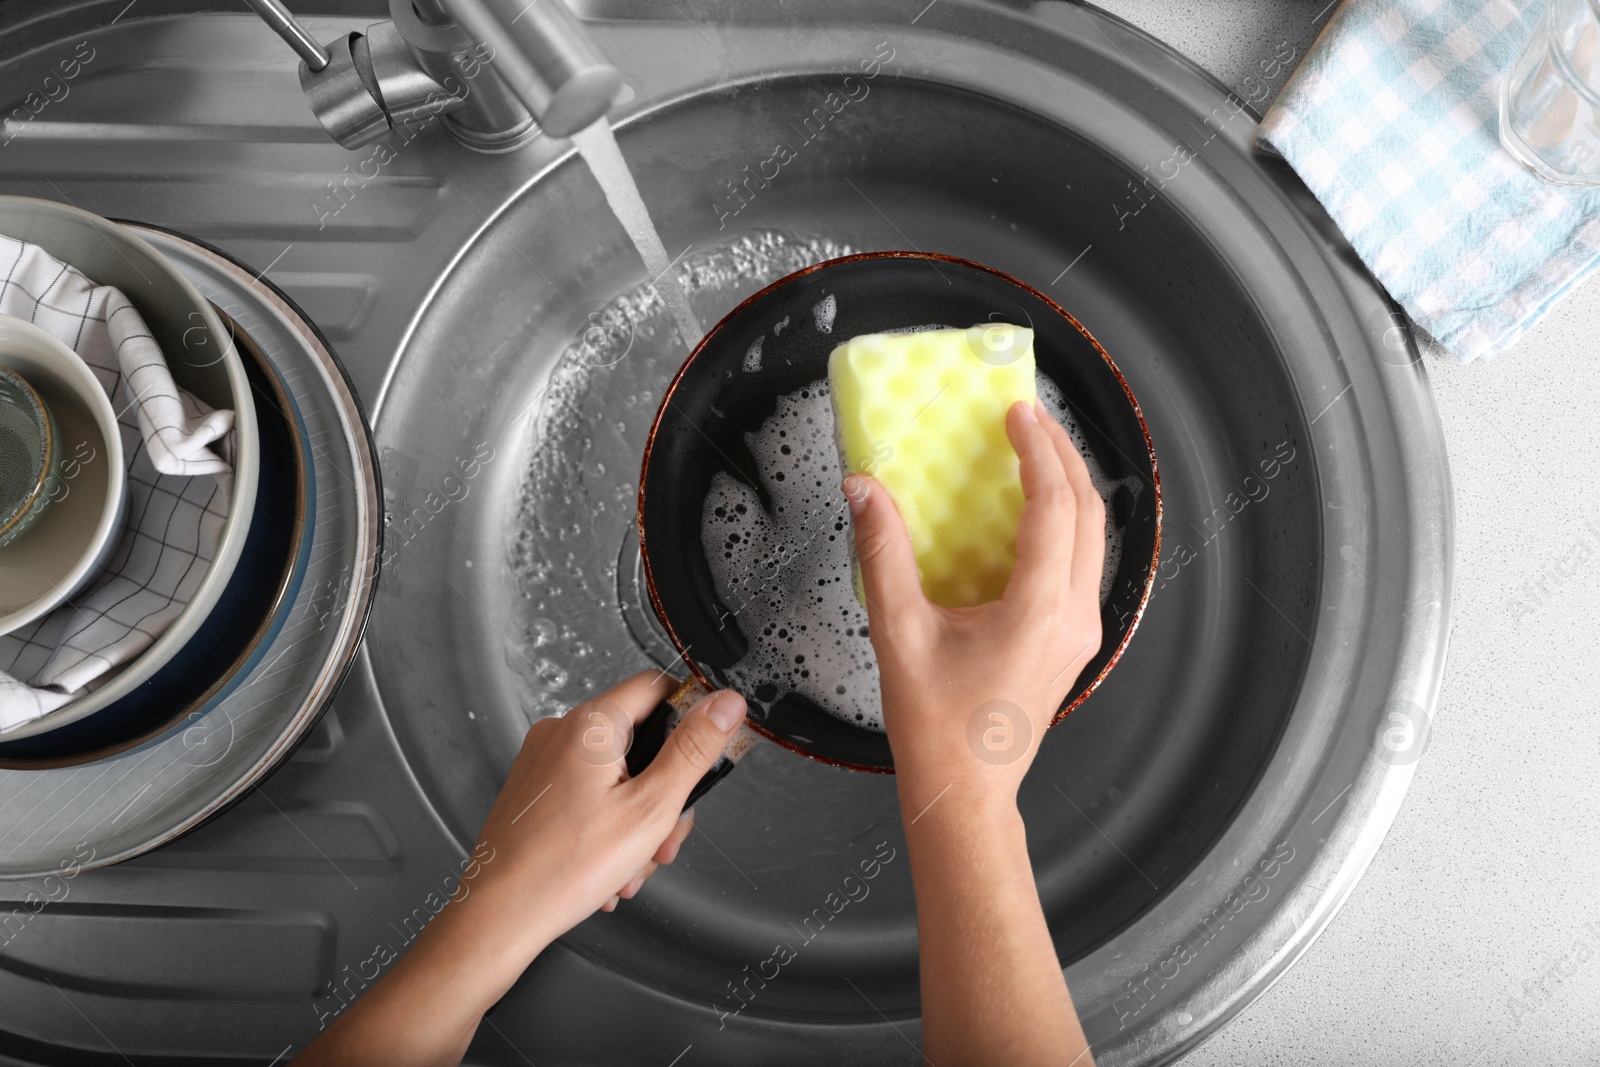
[[701, 370, 1137, 732], [881, 323, 949, 334], [813, 293, 837, 334], [509, 230, 855, 720], [700, 382, 883, 728]]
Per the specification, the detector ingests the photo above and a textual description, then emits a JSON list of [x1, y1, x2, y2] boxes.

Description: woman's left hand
[[292, 671, 747, 1067], [466, 671, 749, 955]]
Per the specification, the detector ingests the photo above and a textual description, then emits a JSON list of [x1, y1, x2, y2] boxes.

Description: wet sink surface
[[0, 3, 1449, 1065]]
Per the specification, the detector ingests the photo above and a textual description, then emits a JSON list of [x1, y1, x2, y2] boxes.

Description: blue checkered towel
[[1258, 0, 1600, 362]]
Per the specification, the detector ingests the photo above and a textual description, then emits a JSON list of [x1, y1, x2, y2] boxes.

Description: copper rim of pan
[[0, 305, 308, 769], [637, 250, 1162, 774]]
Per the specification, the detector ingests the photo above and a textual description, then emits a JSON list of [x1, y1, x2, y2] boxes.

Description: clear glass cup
[[1501, 0, 1600, 185]]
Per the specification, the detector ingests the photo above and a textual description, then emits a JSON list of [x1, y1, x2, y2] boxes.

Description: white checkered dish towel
[[0, 234, 235, 731], [1257, 0, 1600, 361]]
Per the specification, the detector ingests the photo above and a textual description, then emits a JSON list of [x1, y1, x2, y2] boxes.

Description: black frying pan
[[626, 252, 1160, 805]]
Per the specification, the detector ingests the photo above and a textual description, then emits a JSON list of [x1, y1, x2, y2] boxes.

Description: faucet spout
[[441, 0, 623, 139], [241, 0, 620, 150]]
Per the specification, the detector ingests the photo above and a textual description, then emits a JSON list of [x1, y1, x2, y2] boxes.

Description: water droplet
[[535, 658, 568, 689], [528, 618, 557, 647]]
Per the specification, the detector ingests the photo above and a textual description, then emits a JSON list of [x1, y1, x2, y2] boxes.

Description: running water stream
[[570, 118, 704, 352]]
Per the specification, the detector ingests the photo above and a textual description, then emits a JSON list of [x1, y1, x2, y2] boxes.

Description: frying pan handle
[[625, 676, 754, 810]]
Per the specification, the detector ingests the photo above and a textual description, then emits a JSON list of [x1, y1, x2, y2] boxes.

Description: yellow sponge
[[829, 324, 1036, 608]]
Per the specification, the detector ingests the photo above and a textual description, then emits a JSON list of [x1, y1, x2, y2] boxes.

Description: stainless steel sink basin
[[0, 2, 1449, 1064]]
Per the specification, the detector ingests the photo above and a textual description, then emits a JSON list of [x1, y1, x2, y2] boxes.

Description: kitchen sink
[[0, 2, 1450, 1064]]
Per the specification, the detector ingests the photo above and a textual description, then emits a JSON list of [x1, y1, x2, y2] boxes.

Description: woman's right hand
[[844, 397, 1103, 1067], [843, 398, 1106, 810]]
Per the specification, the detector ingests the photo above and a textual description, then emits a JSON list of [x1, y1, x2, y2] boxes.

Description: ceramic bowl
[[0, 318, 126, 635]]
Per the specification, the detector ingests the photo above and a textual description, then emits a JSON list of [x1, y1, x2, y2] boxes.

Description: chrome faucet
[[242, 0, 622, 150]]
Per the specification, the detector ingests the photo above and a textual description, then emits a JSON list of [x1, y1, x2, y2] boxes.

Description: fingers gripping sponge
[[828, 324, 1036, 608]]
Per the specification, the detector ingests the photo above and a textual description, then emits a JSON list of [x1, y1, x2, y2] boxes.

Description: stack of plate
[[0, 196, 264, 755], [0, 200, 379, 878], [0, 218, 379, 878]]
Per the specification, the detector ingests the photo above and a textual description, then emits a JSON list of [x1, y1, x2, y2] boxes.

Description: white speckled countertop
[[1094, 1, 1600, 1062]]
